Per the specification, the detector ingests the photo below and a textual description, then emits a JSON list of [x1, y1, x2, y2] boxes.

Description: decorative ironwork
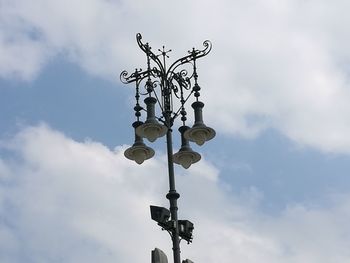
[[120, 33, 212, 126]]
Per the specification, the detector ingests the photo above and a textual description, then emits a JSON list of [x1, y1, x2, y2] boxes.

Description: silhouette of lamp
[[184, 101, 215, 146], [136, 97, 167, 142], [121, 33, 214, 263], [173, 126, 201, 169], [124, 121, 155, 164]]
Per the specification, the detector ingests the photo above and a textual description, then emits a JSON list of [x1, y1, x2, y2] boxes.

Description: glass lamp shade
[[124, 144, 155, 164], [136, 122, 167, 142], [174, 125, 201, 169], [184, 125, 216, 146], [173, 147, 201, 169], [136, 96, 167, 142], [124, 121, 155, 164], [184, 101, 216, 145]]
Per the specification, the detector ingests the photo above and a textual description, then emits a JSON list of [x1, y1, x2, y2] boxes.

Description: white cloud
[[2, 0, 350, 152], [0, 124, 170, 262], [0, 125, 350, 262]]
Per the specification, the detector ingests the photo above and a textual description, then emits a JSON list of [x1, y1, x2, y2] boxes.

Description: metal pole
[[165, 115, 181, 263]]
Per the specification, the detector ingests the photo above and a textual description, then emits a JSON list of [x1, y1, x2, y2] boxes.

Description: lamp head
[[136, 122, 167, 142], [173, 126, 201, 169], [124, 121, 155, 164], [184, 101, 215, 145], [184, 125, 215, 146], [136, 97, 167, 142], [173, 150, 201, 169], [124, 144, 154, 164]]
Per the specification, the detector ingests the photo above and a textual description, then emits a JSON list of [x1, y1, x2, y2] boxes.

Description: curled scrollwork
[[120, 70, 130, 84], [121, 33, 211, 124], [136, 33, 165, 74], [166, 40, 212, 76], [120, 68, 152, 84], [171, 70, 192, 99], [200, 40, 212, 58], [151, 67, 162, 79], [139, 79, 161, 96], [179, 69, 190, 79]]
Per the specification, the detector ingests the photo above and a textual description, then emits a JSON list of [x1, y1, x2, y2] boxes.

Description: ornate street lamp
[[121, 33, 215, 263]]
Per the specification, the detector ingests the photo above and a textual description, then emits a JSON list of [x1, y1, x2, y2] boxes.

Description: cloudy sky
[[1, 0, 350, 262]]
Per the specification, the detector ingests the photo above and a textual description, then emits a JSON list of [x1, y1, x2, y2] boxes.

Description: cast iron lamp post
[[121, 33, 215, 263]]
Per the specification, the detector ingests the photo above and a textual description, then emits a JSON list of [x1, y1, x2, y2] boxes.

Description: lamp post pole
[[122, 33, 215, 263], [165, 127, 181, 263]]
